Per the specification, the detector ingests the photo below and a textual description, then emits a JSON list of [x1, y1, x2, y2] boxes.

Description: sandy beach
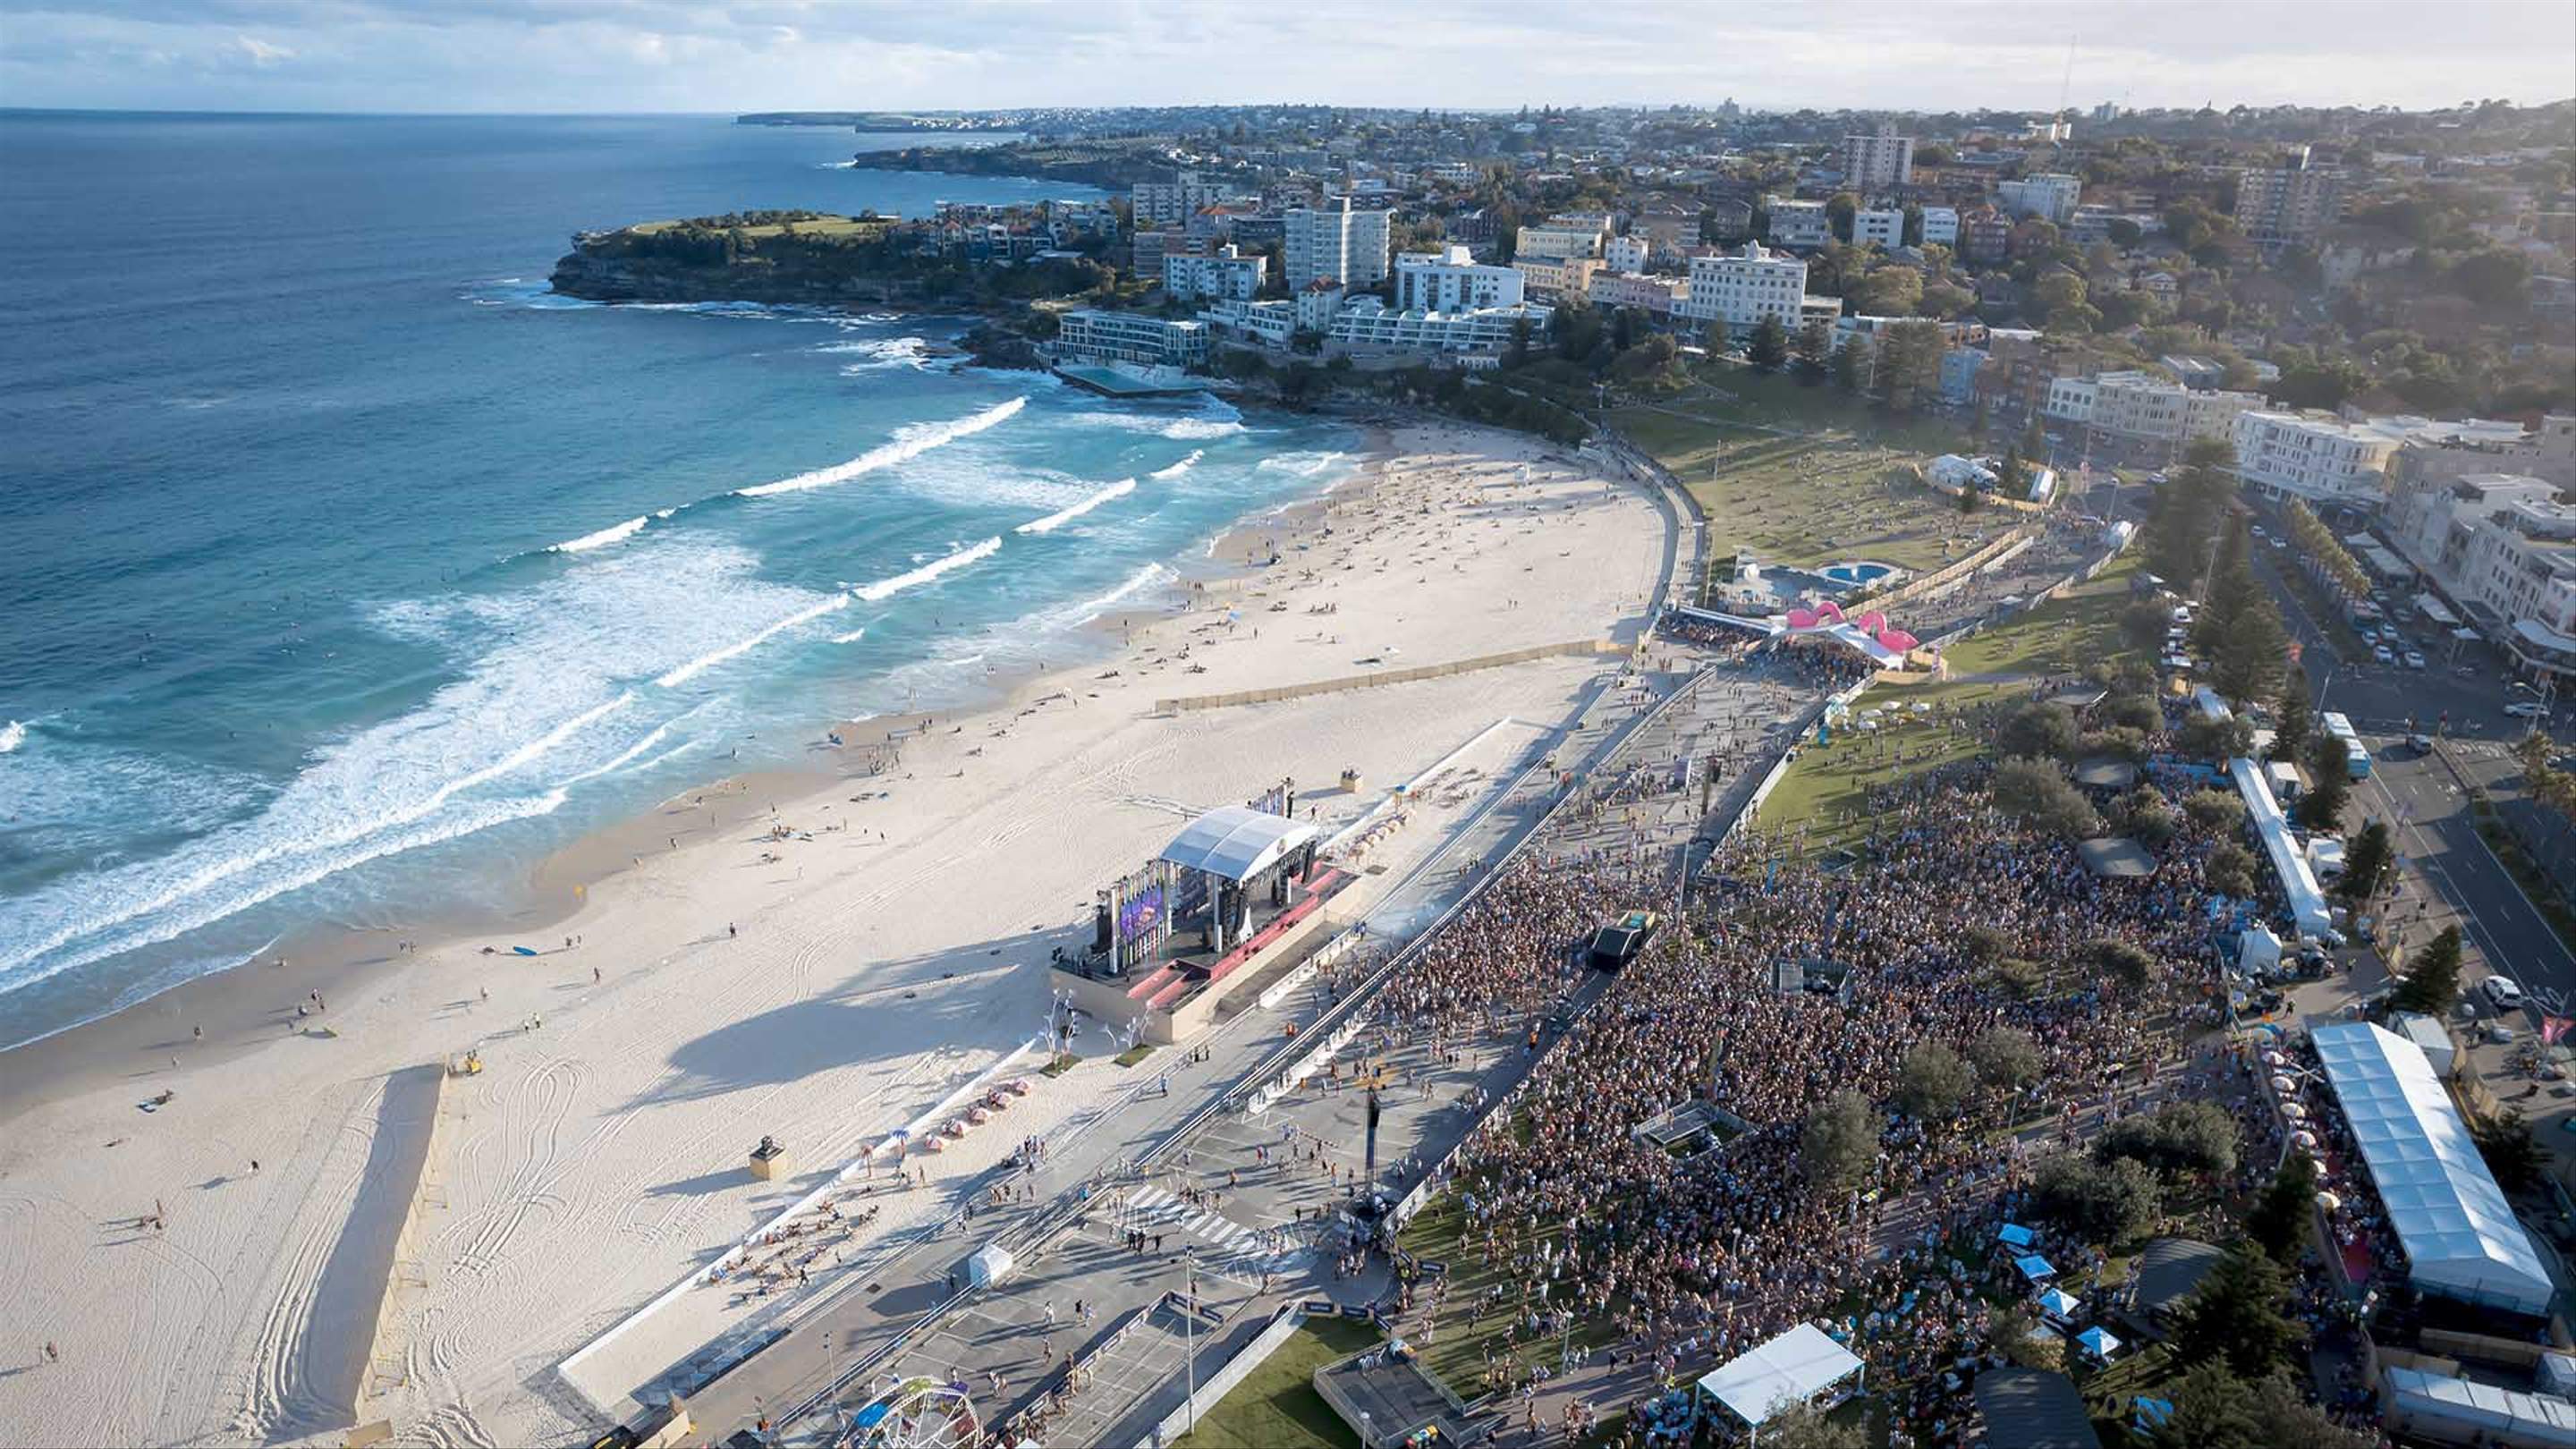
[[0, 419, 1666, 1448]]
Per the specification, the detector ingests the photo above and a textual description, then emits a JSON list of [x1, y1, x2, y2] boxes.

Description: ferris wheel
[[838, 1375, 981, 1449]]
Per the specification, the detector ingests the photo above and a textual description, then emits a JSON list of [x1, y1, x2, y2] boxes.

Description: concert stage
[[1055, 801, 1355, 1044]]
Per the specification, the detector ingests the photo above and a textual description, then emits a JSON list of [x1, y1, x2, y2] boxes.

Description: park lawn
[[1172, 1317, 1383, 1449], [1749, 552, 2153, 856], [1392, 1194, 1623, 1400], [1674, 364, 1974, 454], [628, 214, 892, 240], [1608, 405, 2005, 577]]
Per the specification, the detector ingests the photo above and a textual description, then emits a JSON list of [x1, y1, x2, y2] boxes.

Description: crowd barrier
[[1156, 640, 1617, 715]]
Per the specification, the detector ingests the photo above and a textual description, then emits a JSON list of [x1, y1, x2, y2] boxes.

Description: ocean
[[0, 113, 1356, 1049]]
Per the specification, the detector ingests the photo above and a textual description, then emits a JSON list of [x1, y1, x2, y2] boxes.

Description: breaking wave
[[1016, 478, 1136, 535], [734, 397, 1026, 497]]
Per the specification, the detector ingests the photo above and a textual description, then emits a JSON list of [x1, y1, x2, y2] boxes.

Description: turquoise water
[[0, 114, 1356, 1046]]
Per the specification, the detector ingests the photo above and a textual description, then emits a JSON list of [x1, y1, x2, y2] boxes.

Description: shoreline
[[0, 429, 1383, 1123]]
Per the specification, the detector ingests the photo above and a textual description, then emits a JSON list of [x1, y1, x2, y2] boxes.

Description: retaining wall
[[1156, 640, 1617, 714]]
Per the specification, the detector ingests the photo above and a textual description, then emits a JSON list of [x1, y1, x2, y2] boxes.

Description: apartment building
[[1765, 199, 1833, 250], [2389, 413, 2576, 490], [1603, 233, 1650, 274], [1511, 255, 1602, 300], [1056, 309, 1209, 369], [2382, 471, 2576, 679], [1513, 219, 1607, 263], [1842, 124, 1916, 191], [1996, 173, 2082, 225], [1131, 170, 1234, 228], [1852, 208, 1904, 249], [2043, 369, 2266, 448], [1959, 208, 2013, 264], [1395, 245, 1526, 312], [1919, 207, 1960, 248], [1161, 243, 1267, 304], [1326, 298, 1551, 354], [2230, 410, 2405, 504], [2235, 148, 2346, 250], [1677, 242, 1813, 336], [1284, 198, 1393, 291], [1588, 269, 1689, 316]]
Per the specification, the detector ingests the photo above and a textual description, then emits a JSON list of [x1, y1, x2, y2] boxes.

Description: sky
[[3, 0, 2572, 117]]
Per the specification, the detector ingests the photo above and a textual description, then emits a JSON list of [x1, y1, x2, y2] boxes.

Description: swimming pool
[[1818, 561, 1902, 587]]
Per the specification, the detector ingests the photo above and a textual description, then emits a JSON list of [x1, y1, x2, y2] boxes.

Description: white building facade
[[1056, 309, 1210, 369], [1764, 199, 1832, 250], [1919, 207, 1960, 247], [1588, 270, 1690, 315], [1131, 170, 1233, 228], [1603, 233, 1650, 274], [1326, 299, 1551, 354], [1161, 244, 1266, 304], [1678, 242, 1812, 336], [1996, 173, 2082, 225], [2382, 472, 2576, 679], [1852, 208, 1904, 249], [1394, 245, 1525, 312], [1513, 220, 1606, 263], [2231, 410, 2404, 504], [1284, 198, 1393, 291], [1842, 126, 1915, 191]]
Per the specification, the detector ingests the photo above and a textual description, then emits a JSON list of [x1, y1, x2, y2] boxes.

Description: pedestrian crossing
[[1120, 1185, 1309, 1283]]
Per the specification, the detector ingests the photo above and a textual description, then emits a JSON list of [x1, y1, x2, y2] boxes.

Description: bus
[[2320, 711, 2373, 780]]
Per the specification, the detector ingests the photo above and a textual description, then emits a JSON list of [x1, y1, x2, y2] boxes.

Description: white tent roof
[[2312, 1022, 2555, 1316], [1158, 805, 1320, 883], [1694, 1323, 1863, 1427], [2229, 757, 2334, 938], [2383, 1367, 2576, 1447]]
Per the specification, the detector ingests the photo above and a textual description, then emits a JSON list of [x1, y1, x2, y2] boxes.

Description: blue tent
[[2078, 1326, 2123, 1360], [2132, 1395, 2174, 1431], [2014, 1253, 2057, 1282], [1997, 1223, 2037, 1249], [2037, 1287, 2080, 1319]]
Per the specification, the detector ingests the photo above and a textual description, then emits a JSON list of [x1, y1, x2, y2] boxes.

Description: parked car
[[2507, 701, 2549, 719], [2375, 645, 2395, 665], [2404, 651, 2426, 670], [2484, 976, 2527, 1010], [2408, 733, 2435, 754]]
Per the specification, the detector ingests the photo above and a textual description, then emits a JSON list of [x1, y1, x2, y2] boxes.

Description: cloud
[[0, 0, 2566, 113]]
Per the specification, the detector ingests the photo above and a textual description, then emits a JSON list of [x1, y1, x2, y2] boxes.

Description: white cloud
[[0, 0, 2566, 113]]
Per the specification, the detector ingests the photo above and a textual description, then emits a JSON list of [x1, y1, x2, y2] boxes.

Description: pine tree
[[2392, 926, 2463, 1016], [1748, 314, 1790, 372], [2274, 667, 2313, 761], [2212, 593, 2289, 706], [2167, 1249, 2301, 1379], [2338, 820, 2394, 903], [2245, 1153, 2318, 1262], [2295, 730, 2350, 831], [1830, 335, 1869, 394], [1792, 319, 1833, 384]]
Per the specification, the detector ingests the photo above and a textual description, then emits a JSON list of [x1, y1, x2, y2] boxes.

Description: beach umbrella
[[2294, 1130, 2318, 1149], [2282, 1101, 2308, 1119], [2317, 1191, 2343, 1212], [2272, 1074, 2297, 1093], [1911, 702, 1930, 714]]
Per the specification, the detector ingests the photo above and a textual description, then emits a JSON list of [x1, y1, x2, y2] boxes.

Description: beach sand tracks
[[446, 1056, 585, 1279]]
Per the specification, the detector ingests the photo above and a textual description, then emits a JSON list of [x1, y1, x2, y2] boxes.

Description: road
[[2247, 521, 2576, 1019]]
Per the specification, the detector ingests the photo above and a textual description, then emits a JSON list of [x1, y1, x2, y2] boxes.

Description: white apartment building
[[1919, 207, 1960, 248], [2044, 369, 2265, 447], [1395, 245, 1525, 312], [1198, 298, 1296, 348], [1678, 242, 1812, 336], [1513, 220, 1606, 263], [1996, 173, 2082, 225], [2235, 153, 2345, 249], [1765, 199, 1832, 250], [1327, 298, 1551, 354], [1511, 255, 1601, 300], [1588, 270, 1689, 316], [2391, 413, 2576, 491], [1852, 208, 1904, 250], [2383, 471, 2576, 679], [1131, 170, 1233, 228], [1284, 198, 1393, 291], [1842, 125, 1915, 191], [2230, 410, 2405, 504], [1056, 309, 1209, 369], [1161, 244, 1266, 304], [1603, 233, 1650, 274]]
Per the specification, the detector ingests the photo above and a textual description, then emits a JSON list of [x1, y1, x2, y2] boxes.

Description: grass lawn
[[1172, 1317, 1383, 1449], [1750, 553, 2150, 857], [1390, 1195, 1623, 1399], [1607, 398, 2001, 580], [628, 214, 892, 240]]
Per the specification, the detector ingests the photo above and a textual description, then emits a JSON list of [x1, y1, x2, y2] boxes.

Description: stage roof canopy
[[1695, 1323, 1863, 1428], [1159, 805, 1320, 883], [2312, 1021, 2555, 1316]]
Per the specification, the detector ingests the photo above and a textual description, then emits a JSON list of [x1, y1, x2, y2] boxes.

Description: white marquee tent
[[2312, 1022, 2555, 1317], [1158, 805, 1318, 883], [1696, 1323, 1865, 1434]]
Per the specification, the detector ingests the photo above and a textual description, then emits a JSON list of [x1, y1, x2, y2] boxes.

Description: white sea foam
[[0, 721, 22, 754], [829, 628, 869, 644], [816, 337, 929, 372], [1044, 563, 1175, 629], [853, 536, 1003, 602], [1015, 478, 1136, 535], [1150, 450, 1204, 480], [548, 515, 648, 554], [1257, 450, 1349, 479], [1070, 411, 1244, 441], [656, 594, 852, 688], [734, 398, 1025, 498]]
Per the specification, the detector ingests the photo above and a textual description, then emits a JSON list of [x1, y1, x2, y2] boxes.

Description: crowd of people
[[1358, 758, 2321, 1445]]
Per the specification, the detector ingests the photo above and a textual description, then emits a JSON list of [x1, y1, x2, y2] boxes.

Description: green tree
[[1875, 318, 1945, 412], [2274, 667, 2313, 762], [2030, 1152, 2161, 1243], [2149, 1366, 2373, 1449], [2001, 700, 2081, 758], [1854, 265, 1925, 317], [2168, 1249, 2301, 1378], [2450, 248, 2532, 308], [2294, 730, 2351, 831], [2085, 936, 2157, 993], [2183, 789, 2246, 835], [1825, 191, 1860, 243], [1995, 758, 2100, 839], [1895, 1041, 1976, 1121], [2106, 216, 2145, 248], [2206, 841, 2258, 898], [1504, 315, 1533, 369], [1758, 1401, 1867, 1449], [2473, 1108, 2546, 1192], [2390, 924, 2463, 1017], [1967, 1026, 2043, 1089], [2245, 1152, 2318, 1262], [2337, 820, 2394, 904], [2095, 1099, 2237, 1180], [1801, 1089, 1880, 1192], [1829, 335, 1869, 394], [1792, 319, 1833, 384], [1747, 314, 1790, 372]]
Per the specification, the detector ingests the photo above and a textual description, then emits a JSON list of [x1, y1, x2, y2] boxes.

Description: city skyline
[[4, 0, 2572, 116]]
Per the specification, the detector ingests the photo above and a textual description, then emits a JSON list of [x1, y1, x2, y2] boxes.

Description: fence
[[1130, 1303, 1311, 1449], [1156, 640, 1618, 714]]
